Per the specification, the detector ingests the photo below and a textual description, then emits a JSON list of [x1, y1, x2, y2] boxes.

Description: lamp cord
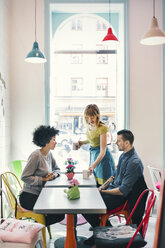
[[109, 0, 111, 25], [35, 0, 37, 41], [153, 0, 155, 18]]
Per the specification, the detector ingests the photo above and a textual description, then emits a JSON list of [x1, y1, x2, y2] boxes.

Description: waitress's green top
[[86, 123, 109, 147]]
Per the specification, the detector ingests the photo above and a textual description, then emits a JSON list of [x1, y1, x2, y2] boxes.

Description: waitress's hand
[[89, 165, 94, 175], [78, 141, 83, 148]]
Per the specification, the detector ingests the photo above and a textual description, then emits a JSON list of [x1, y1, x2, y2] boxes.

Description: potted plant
[[64, 179, 80, 200], [65, 158, 77, 180]]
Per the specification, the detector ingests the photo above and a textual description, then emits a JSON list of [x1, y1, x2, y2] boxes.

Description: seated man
[[83, 129, 147, 245]]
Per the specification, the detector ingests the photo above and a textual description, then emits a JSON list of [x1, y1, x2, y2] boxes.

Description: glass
[[50, 13, 123, 169]]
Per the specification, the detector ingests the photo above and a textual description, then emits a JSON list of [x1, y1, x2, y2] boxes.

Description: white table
[[45, 173, 96, 187], [34, 187, 106, 248]]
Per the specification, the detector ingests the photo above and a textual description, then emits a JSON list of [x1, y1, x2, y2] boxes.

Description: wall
[[0, 0, 10, 172], [9, 0, 45, 160], [129, 0, 163, 182]]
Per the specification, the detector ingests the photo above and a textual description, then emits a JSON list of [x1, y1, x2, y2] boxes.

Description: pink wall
[[129, 0, 163, 181], [9, 0, 45, 159]]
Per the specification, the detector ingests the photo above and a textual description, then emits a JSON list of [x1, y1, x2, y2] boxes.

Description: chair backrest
[[148, 166, 162, 191], [0, 187, 15, 218], [126, 175, 148, 226], [8, 160, 26, 182], [126, 189, 156, 248], [1, 172, 23, 217]]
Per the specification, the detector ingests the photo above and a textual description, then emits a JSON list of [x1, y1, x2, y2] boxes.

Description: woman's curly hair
[[32, 125, 59, 147]]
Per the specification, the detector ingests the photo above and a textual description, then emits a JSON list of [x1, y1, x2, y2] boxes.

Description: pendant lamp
[[102, 0, 118, 43], [140, 0, 165, 45], [25, 0, 47, 63]]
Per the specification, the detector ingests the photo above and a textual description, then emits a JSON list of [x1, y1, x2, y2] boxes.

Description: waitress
[[78, 104, 115, 187]]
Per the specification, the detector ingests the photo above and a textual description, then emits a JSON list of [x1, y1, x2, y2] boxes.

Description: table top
[[33, 187, 107, 214], [45, 173, 96, 187]]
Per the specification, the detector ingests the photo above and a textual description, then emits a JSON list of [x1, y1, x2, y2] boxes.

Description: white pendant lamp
[[140, 0, 165, 45], [25, 0, 47, 63], [102, 0, 118, 44]]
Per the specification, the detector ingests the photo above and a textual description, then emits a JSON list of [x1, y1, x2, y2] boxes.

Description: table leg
[[64, 214, 77, 248]]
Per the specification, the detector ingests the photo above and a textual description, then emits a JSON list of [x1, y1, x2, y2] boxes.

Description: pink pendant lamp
[[103, 0, 118, 43], [140, 0, 165, 45]]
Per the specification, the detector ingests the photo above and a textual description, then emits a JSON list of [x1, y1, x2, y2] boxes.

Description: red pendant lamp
[[103, 0, 118, 43], [103, 27, 118, 42]]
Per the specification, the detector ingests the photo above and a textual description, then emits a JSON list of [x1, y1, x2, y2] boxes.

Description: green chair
[[8, 160, 26, 182]]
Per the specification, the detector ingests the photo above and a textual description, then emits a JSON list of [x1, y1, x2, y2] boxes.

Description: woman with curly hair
[[79, 104, 115, 187], [19, 125, 64, 226]]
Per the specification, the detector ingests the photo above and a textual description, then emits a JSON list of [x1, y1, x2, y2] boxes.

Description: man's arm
[[100, 187, 123, 195], [99, 176, 115, 191]]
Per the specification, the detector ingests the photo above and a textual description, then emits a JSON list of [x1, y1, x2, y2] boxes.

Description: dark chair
[[93, 189, 156, 248]]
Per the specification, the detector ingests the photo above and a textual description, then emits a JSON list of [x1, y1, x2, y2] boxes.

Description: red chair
[[94, 189, 156, 248], [99, 200, 131, 226]]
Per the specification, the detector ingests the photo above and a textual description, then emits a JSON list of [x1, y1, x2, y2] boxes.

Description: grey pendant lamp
[[25, 0, 47, 63], [140, 0, 165, 45]]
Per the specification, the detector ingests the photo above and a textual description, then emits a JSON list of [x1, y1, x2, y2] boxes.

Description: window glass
[[50, 10, 124, 170]]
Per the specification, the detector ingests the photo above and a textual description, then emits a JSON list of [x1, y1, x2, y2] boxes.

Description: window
[[71, 78, 83, 95], [71, 19, 82, 31], [71, 45, 83, 64], [96, 78, 108, 96], [48, 3, 125, 167], [96, 20, 107, 31], [96, 45, 108, 64]]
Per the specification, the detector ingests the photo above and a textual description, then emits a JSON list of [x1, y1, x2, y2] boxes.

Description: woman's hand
[[42, 172, 55, 182], [78, 140, 89, 148], [89, 165, 94, 175], [78, 141, 83, 148]]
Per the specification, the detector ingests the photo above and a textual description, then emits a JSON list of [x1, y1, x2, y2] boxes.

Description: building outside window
[[71, 78, 83, 96], [71, 44, 83, 64], [96, 20, 107, 31], [49, 3, 125, 168], [72, 18, 82, 31], [96, 78, 108, 96]]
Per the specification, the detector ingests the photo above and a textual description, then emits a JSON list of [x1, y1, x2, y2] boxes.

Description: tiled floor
[[47, 212, 157, 248]]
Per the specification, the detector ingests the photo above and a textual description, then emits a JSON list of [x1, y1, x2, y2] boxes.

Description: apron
[[89, 146, 115, 185]]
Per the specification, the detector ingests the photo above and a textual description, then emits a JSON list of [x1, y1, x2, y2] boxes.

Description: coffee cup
[[73, 142, 79, 150], [83, 170, 90, 179]]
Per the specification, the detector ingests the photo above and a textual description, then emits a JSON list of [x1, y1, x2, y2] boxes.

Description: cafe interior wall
[[0, 0, 164, 188], [129, 0, 163, 181], [0, 0, 10, 173]]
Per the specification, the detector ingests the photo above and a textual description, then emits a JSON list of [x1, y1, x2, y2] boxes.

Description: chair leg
[[117, 215, 122, 223], [42, 227, 47, 248], [47, 225, 52, 239]]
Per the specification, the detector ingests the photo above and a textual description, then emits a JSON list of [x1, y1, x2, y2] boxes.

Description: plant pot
[[65, 172, 75, 180]]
